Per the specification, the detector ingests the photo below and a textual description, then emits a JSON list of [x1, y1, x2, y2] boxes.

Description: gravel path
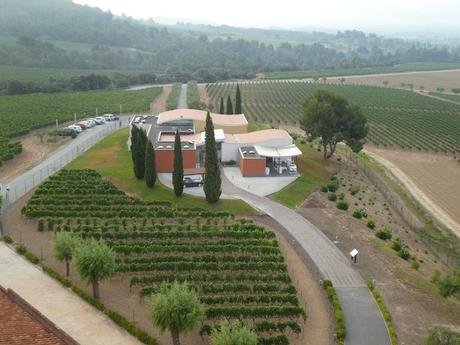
[[177, 83, 188, 109]]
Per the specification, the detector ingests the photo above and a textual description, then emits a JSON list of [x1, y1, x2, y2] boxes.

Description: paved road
[[0, 242, 142, 345], [1, 117, 130, 209], [177, 83, 188, 108], [221, 173, 391, 345]]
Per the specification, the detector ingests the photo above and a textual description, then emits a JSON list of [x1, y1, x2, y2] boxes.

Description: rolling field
[[264, 63, 460, 80], [0, 87, 160, 138], [207, 81, 460, 153], [0, 65, 142, 83], [429, 92, 460, 103], [24, 169, 306, 345]]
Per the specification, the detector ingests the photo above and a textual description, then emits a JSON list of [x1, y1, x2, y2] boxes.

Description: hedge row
[[323, 280, 346, 344]]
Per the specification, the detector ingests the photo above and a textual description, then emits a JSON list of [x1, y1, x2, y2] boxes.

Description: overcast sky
[[73, 0, 460, 35]]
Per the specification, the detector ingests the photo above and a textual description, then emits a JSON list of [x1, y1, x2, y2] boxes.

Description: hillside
[[0, 0, 459, 83]]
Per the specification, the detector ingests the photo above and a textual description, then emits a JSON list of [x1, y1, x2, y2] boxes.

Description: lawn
[[272, 141, 329, 208], [66, 128, 258, 216]]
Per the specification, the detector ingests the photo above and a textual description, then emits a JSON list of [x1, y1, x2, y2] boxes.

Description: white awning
[[254, 144, 302, 157], [200, 129, 225, 143]]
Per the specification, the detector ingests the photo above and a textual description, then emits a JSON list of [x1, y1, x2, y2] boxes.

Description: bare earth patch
[[366, 147, 460, 235], [150, 85, 172, 113], [0, 131, 70, 184]]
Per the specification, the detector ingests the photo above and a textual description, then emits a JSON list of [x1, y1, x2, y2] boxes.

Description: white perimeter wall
[[221, 138, 292, 163]]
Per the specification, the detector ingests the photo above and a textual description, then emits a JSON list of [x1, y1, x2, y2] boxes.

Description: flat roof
[[155, 141, 195, 150], [225, 129, 292, 144], [254, 144, 302, 157], [239, 146, 262, 158], [157, 109, 248, 126]]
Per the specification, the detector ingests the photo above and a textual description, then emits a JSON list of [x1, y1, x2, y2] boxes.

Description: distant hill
[[0, 0, 459, 83]]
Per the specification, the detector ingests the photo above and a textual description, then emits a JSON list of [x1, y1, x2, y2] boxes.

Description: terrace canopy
[[253, 144, 302, 158]]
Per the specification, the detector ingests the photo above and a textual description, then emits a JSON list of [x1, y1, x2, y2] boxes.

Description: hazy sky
[[73, 0, 460, 34]]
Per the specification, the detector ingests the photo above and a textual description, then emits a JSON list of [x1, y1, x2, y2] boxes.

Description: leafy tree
[[145, 139, 156, 188], [383, 80, 389, 87], [203, 112, 222, 203], [301, 89, 368, 159], [235, 84, 242, 114], [226, 95, 234, 115], [172, 131, 184, 197], [149, 281, 203, 345], [53, 232, 80, 277], [211, 321, 258, 345], [131, 125, 139, 176], [219, 97, 225, 114], [136, 128, 147, 179], [432, 269, 460, 298], [74, 239, 117, 300]]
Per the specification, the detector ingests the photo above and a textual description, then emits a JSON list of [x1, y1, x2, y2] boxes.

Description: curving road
[[221, 173, 391, 345]]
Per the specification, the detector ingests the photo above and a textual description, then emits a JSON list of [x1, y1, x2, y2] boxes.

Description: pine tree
[[235, 83, 242, 114], [219, 97, 225, 114], [226, 95, 233, 115], [203, 112, 221, 203], [135, 128, 147, 179], [172, 131, 184, 196], [145, 139, 156, 188]]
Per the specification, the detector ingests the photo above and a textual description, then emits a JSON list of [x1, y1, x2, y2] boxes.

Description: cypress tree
[[203, 112, 221, 203], [219, 97, 224, 114], [225, 96, 233, 115], [235, 83, 242, 114], [131, 125, 139, 177], [135, 129, 147, 179], [172, 131, 184, 197], [145, 139, 156, 188]]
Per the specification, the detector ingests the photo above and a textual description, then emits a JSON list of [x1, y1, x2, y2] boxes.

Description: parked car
[[68, 125, 82, 133], [103, 114, 115, 121], [58, 128, 76, 136], [183, 176, 203, 188], [87, 118, 101, 125], [85, 119, 96, 127], [76, 122, 87, 129], [133, 116, 141, 124], [95, 116, 106, 124]]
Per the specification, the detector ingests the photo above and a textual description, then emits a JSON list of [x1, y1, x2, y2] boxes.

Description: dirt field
[[325, 69, 460, 93], [2, 191, 331, 345], [297, 156, 460, 344], [366, 147, 460, 235], [0, 131, 70, 184], [150, 85, 172, 113]]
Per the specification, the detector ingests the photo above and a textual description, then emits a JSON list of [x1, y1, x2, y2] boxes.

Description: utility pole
[[74, 112, 76, 122], [96, 108, 98, 116], [119, 104, 123, 115]]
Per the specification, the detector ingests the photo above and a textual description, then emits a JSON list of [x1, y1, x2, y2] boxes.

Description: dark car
[[183, 177, 203, 188]]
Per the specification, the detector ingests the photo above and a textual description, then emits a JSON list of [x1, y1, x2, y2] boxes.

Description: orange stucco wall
[[155, 149, 196, 173], [239, 155, 266, 177]]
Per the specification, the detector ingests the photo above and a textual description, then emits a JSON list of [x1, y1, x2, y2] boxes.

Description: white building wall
[[221, 138, 293, 163]]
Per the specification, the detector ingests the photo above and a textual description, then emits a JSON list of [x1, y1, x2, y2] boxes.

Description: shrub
[[2, 234, 13, 243], [328, 193, 337, 201], [320, 186, 328, 193], [322, 280, 345, 344], [376, 227, 392, 240], [16, 244, 27, 255], [338, 193, 345, 200], [25, 251, 39, 264], [391, 238, 403, 252], [398, 246, 411, 260], [336, 201, 349, 211], [352, 210, 362, 219], [425, 326, 460, 345], [327, 181, 339, 192], [367, 220, 376, 229]]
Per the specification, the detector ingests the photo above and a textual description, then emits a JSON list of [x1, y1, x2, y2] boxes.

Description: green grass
[[272, 141, 329, 208], [430, 92, 460, 103], [264, 62, 460, 79], [66, 128, 258, 216], [0, 65, 142, 83], [0, 87, 160, 138], [247, 122, 271, 132]]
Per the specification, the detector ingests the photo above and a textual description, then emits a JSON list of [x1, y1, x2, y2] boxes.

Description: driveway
[[222, 173, 391, 345]]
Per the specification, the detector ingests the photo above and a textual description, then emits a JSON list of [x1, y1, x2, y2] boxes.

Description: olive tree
[[52, 231, 79, 277], [74, 239, 117, 299], [149, 281, 203, 345]]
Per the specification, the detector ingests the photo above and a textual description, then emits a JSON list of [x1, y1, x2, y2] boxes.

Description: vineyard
[[0, 137, 22, 166], [187, 81, 205, 109], [207, 81, 460, 153], [23, 169, 306, 345], [165, 83, 182, 110]]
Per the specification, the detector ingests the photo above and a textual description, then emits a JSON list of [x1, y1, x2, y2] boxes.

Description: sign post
[[350, 248, 359, 264]]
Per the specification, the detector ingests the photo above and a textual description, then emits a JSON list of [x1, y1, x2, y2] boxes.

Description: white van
[[103, 114, 115, 121]]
